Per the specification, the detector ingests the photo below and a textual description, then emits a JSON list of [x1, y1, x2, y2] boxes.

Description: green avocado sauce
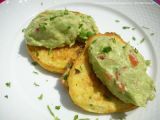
[[24, 10, 98, 48], [88, 36, 155, 106]]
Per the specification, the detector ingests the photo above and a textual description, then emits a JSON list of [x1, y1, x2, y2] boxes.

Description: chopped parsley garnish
[[115, 20, 120, 22], [64, 8, 69, 15], [38, 94, 43, 100], [92, 40, 97, 44], [47, 105, 55, 117], [64, 26, 71, 34], [122, 43, 129, 49], [33, 71, 38, 74], [31, 61, 37, 66], [50, 16, 57, 20], [55, 106, 61, 110], [79, 23, 83, 28], [132, 28, 136, 30], [132, 36, 136, 41], [33, 82, 40, 87], [122, 46, 126, 49], [67, 26, 71, 30], [79, 30, 94, 40], [150, 33, 155, 36], [22, 28, 26, 32], [47, 105, 60, 120], [63, 74, 68, 81], [4, 95, 8, 99], [145, 60, 151, 66], [102, 46, 112, 53], [39, 23, 46, 31], [134, 48, 138, 54], [86, 31, 94, 37], [73, 115, 78, 120], [75, 68, 81, 74], [142, 26, 149, 29], [140, 38, 145, 44], [79, 32, 87, 40], [5, 82, 11, 88], [87, 16, 92, 19], [122, 26, 130, 29]]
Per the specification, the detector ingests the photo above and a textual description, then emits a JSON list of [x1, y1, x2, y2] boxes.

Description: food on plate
[[67, 33, 136, 113], [27, 43, 84, 73], [24, 9, 155, 113], [88, 33, 155, 106], [24, 10, 98, 73]]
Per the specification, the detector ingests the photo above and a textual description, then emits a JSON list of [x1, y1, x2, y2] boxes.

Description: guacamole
[[88, 36, 155, 106], [24, 10, 98, 48]]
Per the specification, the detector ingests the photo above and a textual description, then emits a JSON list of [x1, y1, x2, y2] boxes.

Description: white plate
[[0, 0, 160, 120]]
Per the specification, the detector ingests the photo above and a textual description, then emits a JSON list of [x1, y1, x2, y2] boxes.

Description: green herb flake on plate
[[140, 38, 145, 44], [33, 71, 38, 75], [22, 28, 26, 32], [5, 82, 11, 88], [55, 106, 61, 110], [132, 36, 136, 41], [33, 82, 40, 87], [122, 26, 130, 29], [73, 114, 79, 120], [38, 94, 43, 100], [31, 61, 38, 66], [4, 95, 8, 99], [47, 105, 60, 120], [115, 20, 120, 22]]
